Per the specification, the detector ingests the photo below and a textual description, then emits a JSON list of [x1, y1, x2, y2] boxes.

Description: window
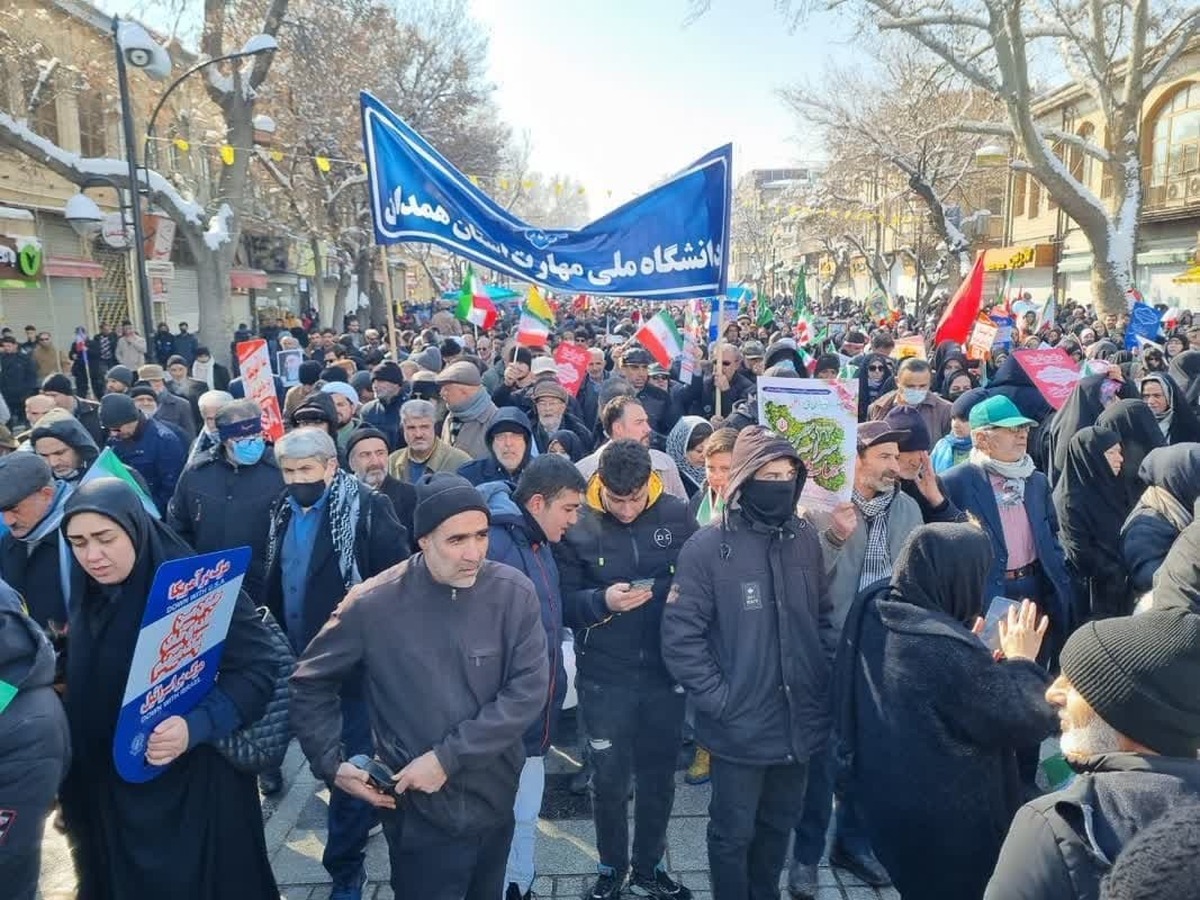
[[78, 90, 106, 157], [1147, 84, 1200, 207], [23, 67, 59, 144], [1028, 177, 1041, 218], [1012, 172, 1027, 218], [1048, 142, 1065, 210]]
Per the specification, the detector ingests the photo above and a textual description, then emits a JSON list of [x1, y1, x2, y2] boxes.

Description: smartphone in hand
[[980, 597, 1020, 652]]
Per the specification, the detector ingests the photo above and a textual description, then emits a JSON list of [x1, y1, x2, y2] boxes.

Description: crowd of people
[[1, 289, 1200, 900]]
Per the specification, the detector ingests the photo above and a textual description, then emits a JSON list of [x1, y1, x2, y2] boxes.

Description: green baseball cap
[[969, 395, 1037, 430]]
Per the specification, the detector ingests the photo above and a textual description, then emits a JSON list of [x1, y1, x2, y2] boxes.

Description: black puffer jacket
[[662, 427, 835, 765], [554, 473, 695, 687], [166, 450, 285, 603], [985, 754, 1200, 900]]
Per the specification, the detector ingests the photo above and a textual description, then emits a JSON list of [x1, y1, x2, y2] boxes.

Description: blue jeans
[[322, 690, 377, 885], [709, 757, 808, 900], [791, 743, 871, 866], [578, 676, 685, 880], [504, 755, 546, 894]]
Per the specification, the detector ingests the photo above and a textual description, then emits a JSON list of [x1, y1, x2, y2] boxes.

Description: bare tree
[[0, 0, 288, 360], [693, 0, 1200, 315], [782, 44, 1005, 303]]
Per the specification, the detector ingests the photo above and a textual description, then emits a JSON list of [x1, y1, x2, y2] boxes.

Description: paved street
[[38, 721, 900, 900]]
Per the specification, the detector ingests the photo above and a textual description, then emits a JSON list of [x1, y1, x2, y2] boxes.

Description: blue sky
[[98, 0, 858, 213], [469, 0, 855, 212]]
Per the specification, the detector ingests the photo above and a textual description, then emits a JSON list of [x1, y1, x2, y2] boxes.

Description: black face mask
[[287, 480, 327, 508], [738, 479, 796, 527]]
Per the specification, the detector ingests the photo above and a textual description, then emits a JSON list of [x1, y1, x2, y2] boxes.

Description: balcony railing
[[1145, 165, 1200, 212]]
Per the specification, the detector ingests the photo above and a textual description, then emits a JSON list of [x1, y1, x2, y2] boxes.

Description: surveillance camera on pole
[[116, 21, 172, 81]]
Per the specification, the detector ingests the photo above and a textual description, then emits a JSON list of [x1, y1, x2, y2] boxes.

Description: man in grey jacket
[[290, 473, 548, 900], [789, 421, 923, 898]]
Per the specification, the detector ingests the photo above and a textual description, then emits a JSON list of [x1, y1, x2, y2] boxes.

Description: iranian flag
[[455, 264, 498, 329], [635, 310, 684, 367]]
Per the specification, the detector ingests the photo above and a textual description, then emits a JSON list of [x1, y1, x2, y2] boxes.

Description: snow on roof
[[0, 207, 35, 222]]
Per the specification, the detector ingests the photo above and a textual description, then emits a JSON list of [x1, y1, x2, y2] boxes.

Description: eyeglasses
[[867, 364, 886, 372]]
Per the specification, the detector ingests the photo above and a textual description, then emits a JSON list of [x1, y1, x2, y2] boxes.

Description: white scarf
[[971, 448, 1035, 507]]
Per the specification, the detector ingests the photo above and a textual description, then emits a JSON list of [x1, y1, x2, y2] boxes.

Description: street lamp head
[[116, 20, 172, 81], [64, 193, 104, 237]]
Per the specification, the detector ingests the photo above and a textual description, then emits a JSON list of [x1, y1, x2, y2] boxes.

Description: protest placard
[[236, 339, 284, 441], [757, 377, 858, 510], [553, 342, 591, 396], [1013, 348, 1084, 410], [112, 547, 251, 783]]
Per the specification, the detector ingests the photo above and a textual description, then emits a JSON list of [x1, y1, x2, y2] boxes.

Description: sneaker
[[787, 861, 818, 899], [684, 747, 711, 785], [627, 870, 691, 899], [585, 872, 625, 900], [328, 869, 366, 900], [258, 769, 283, 796]]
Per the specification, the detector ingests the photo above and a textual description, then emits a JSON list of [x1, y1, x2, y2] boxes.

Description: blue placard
[[361, 92, 732, 300], [709, 298, 741, 342], [112, 547, 251, 783]]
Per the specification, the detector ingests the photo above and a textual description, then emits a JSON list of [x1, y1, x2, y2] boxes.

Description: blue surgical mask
[[900, 388, 927, 406], [229, 436, 265, 466]]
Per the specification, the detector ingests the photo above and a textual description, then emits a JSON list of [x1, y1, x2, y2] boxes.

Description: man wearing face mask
[[263, 428, 407, 891], [187, 390, 234, 466], [359, 362, 408, 451], [663, 427, 836, 900], [167, 399, 284, 606], [30, 413, 99, 484], [868, 358, 953, 440]]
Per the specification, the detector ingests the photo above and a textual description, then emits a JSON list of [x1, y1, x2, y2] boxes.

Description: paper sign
[[991, 315, 1015, 352], [113, 547, 251, 783], [757, 377, 859, 511], [1013, 348, 1083, 410], [553, 342, 591, 396], [891, 334, 926, 360], [967, 315, 999, 360], [277, 349, 303, 387], [237, 339, 284, 441]]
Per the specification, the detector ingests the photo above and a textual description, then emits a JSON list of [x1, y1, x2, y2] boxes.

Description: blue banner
[[361, 92, 732, 300], [1126, 301, 1163, 351], [709, 298, 741, 342], [113, 547, 251, 783]]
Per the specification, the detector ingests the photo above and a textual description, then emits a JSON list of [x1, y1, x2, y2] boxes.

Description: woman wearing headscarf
[[836, 523, 1056, 900], [58, 479, 278, 900], [933, 351, 968, 394], [546, 428, 585, 461], [1121, 444, 1200, 594], [1139, 372, 1200, 445], [856, 353, 894, 422], [1168, 349, 1200, 412], [1043, 373, 1134, 487], [1053, 426, 1132, 620], [1096, 398, 1166, 506], [665, 416, 713, 497], [940, 369, 976, 402]]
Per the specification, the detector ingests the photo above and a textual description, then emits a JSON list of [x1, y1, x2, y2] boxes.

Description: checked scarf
[[267, 468, 363, 591], [852, 487, 896, 590]]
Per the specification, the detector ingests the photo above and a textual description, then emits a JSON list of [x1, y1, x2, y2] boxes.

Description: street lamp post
[[112, 15, 157, 337]]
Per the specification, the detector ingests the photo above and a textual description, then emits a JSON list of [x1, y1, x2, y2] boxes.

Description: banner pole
[[714, 296, 724, 421], [379, 247, 399, 360]]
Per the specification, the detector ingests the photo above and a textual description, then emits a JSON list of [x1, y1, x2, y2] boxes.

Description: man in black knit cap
[[986, 606, 1200, 899], [291, 472, 548, 900]]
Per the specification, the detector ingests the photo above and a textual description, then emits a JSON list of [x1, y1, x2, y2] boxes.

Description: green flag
[[756, 300, 774, 328], [794, 267, 810, 320]]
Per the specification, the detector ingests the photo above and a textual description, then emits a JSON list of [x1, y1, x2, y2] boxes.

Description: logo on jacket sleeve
[[0, 809, 15, 844], [653, 527, 673, 548]]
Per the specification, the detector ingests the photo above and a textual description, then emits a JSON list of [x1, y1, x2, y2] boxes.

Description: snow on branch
[[877, 14, 990, 29], [203, 202, 234, 250], [1143, 13, 1200, 92], [951, 119, 1111, 162], [0, 110, 205, 227]]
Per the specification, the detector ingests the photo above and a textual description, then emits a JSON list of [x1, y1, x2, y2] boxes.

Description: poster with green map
[[757, 377, 858, 510]]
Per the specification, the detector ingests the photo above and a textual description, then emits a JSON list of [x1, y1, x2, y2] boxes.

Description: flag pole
[[714, 296, 724, 421], [380, 248, 399, 360]]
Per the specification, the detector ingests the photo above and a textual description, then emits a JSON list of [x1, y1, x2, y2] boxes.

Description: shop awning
[[44, 257, 104, 279], [230, 268, 269, 290], [1173, 265, 1200, 285]]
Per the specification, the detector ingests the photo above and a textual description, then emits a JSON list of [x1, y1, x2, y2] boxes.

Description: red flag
[[935, 251, 986, 346]]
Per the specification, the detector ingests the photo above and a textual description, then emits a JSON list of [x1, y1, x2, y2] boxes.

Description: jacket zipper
[[530, 544, 558, 749]]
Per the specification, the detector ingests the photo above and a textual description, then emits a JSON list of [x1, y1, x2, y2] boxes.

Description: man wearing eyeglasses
[[679, 344, 754, 427], [868, 358, 953, 440], [941, 395, 1075, 656]]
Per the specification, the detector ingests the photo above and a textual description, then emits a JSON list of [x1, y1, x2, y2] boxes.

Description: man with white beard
[[346, 427, 414, 552], [985, 606, 1200, 899]]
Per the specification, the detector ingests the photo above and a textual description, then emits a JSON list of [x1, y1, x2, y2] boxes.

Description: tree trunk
[[309, 237, 329, 325], [190, 232, 234, 367]]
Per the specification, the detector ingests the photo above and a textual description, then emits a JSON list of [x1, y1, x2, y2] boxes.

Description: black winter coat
[[843, 594, 1056, 900], [662, 513, 835, 765], [985, 754, 1200, 900], [554, 482, 695, 687], [167, 451, 286, 604], [1120, 501, 1189, 593], [262, 485, 408, 653]]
